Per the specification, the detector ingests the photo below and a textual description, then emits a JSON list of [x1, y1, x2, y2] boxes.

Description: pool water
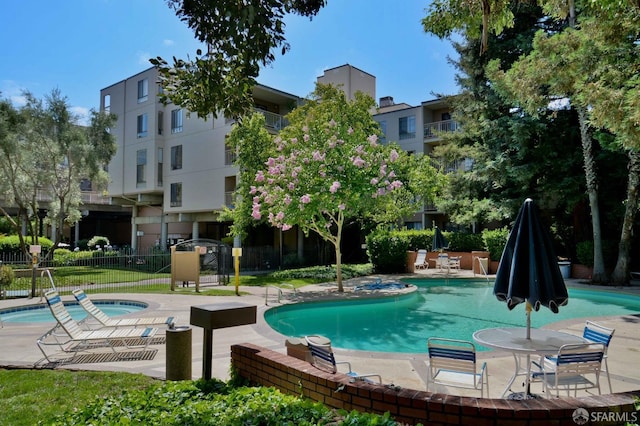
[[264, 279, 640, 353], [0, 300, 148, 323]]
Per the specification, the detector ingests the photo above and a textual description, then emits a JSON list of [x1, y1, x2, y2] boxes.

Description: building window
[[103, 94, 110, 112], [137, 114, 148, 138], [171, 145, 182, 170], [378, 120, 387, 142], [170, 182, 182, 207], [136, 149, 147, 184], [157, 111, 164, 135], [399, 115, 416, 140], [157, 148, 163, 186], [171, 109, 183, 133], [137, 78, 148, 103]]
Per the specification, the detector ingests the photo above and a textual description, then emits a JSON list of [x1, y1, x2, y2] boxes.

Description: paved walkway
[[1, 269, 639, 399]]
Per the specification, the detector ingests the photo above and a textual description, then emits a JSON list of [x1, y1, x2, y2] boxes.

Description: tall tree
[[0, 90, 116, 258], [433, 3, 584, 237], [423, 0, 640, 284], [227, 84, 442, 291], [151, 0, 326, 119], [487, 2, 640, 283]]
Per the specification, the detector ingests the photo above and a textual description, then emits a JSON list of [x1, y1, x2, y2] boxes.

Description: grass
[[0, 369, 158, 426]]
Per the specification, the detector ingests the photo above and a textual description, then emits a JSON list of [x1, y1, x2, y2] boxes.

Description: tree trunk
[[334, 243, 343, 293], [611, 149, 640, 285], [577, 107, 608, 283]]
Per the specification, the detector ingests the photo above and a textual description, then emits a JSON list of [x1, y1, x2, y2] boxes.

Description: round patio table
[[473, 327, 588, 398]]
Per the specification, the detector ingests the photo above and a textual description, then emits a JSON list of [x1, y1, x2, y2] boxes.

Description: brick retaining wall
[[231, 343, 639, 425]]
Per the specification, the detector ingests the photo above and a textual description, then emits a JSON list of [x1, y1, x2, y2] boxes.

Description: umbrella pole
[[526, 301, 532, 396], [525, 301, 532, 340]]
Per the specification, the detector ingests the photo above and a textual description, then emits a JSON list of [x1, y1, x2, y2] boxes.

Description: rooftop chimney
[[379, 96, 394, 107]]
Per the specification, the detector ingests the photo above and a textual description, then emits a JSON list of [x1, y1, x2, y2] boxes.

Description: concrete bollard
[[166, 326, 192, 381]]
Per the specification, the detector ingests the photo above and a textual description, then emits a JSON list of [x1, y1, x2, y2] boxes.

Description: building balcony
[[254, 108, 289, 130], [423, 119, 459, 139]]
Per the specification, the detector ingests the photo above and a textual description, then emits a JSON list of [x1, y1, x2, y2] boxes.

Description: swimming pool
[[264, 279, 640, 353], [0, 300, 148, 323]]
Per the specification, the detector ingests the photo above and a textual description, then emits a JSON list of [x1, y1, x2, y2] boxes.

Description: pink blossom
[[338, 204, 345, 210], [302, 125, 309, 132], [304, 134, 310, 142], [390, 149, 399, 162], [290, 137, 297, 144], [300, 194, 311, 204], [370, 177, 379, 185], [266, 157, 276, 167], [288, 182, 295, 191], [392, 180, 403, 189], [348, 127, 354, 134], [379, 164, 387, 176], [249, 186, 257, 194], [312, 150, 325, 161], [251, 210, 261, 220], [255, 171, 265, 182], [319, 170, 326, 177], [276, 211, 285, 221], [252, 196, 260, 203], [367, 134, 378, 145], [329, 119, 337, 127], [329, 181, 341, 193], [282, 224, 292, 231], [377, 187, 386, 196], [352, 156, 365, 167], [284, 194, 292, 205], [355, 145, 364, 154], [388, 171, 396, 178]]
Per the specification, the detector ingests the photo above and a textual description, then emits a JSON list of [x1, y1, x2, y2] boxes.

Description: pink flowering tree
[[228, 84, 441, 292]]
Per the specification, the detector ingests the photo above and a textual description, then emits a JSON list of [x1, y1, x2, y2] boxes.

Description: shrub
[[446, 232, 485, 252], [88, 236, 110, 250], [366, 229, 410, 274], [55, 379, 398, 425], [0, 235, 54, 256], [53, 248, 75, 266], [575, 240, 618, 268], [482, 227, 509, 261], [0, 264, 14, 287]]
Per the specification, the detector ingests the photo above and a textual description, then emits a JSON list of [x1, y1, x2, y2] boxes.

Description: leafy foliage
[[0, 235, 53, 255], [366, 230, 410, 274], [481, 227, 509, 261], [52, 378, 398, 425], [151, 0, 326, 119], [270, 263, 373, 281]]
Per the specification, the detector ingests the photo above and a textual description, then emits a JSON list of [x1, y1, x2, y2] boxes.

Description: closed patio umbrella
[[493, 198, 569, 399], [493, 198, 568, 339], [432, 226, 448, 252]]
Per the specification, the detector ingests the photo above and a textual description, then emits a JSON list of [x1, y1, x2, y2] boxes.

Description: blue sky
[[1, 0, 459, 124]]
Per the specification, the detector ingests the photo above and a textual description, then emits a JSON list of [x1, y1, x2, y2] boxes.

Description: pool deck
[[1, 268, 639, 400]]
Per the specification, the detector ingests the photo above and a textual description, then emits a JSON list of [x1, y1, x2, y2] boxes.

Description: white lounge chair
[[72, 289, 174, 329], [414, 249, 429, 270], [37, 290, 159, 362]]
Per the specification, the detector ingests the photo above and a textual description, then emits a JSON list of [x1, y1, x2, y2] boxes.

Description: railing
[[424, 119, 460, 139], [264, 283, 296, 306], [254, 109, 288, 130], [225, 147, 237, 165]]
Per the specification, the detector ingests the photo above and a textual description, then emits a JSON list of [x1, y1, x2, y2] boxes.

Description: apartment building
[[101, 67, 302, 251], [374, 97, 459, 230], [99, 64, 457, 263]]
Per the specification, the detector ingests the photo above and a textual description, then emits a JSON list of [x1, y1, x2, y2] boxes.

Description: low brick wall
[[231, 343, 639, 426]]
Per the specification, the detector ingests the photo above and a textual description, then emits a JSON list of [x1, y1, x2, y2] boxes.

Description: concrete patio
[[1, 269, 639, 400]]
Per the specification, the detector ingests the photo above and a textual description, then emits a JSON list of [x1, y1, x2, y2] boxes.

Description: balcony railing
[[424, 119, 460, 139], [225, 147, 237, 165], [254, 108, 288, 130]]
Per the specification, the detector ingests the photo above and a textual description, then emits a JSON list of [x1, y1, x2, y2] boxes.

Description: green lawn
[[0, 369, 158, 426]]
